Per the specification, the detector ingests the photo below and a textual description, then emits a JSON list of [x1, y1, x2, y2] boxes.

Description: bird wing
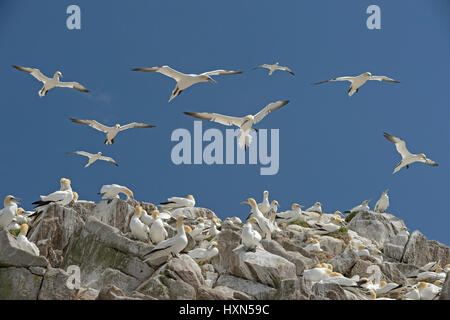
[[184, 112, 244, 127], [70, 151, 93, 158], [279, 66, 295, 75], [132, 65, 185, 81], [423, 158, 438, 167], [253, 64, 271, 70], [314, 76, 355, 85], [151, 235, 177, 252], [369, 75, 400, 83], [70, 118, 110, 133], [57, 81, 90, 92], [99, 156, 119, 166], [383, 132, 412, 159], [41, 190, 70, 202], [253, 100, 289, 124], [119, 122, 156, 131], [200, 69, 243, 76], [12, 65, 48, 82]]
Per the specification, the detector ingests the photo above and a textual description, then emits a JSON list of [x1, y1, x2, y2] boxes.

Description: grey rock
[[216, 274, 277, 300], [211, 228, 241, 274], [439, 273, 450, 300], [0, 267, 43, 300], [137, 274, 196, 300], [197, 285, 234, 300], [329, 250, 359, 275], [318, 236, 346, 256], [38, 267, 76, 300], [275, 278, 312, 300], [0, 230, 48, 268], [379, 262, 407, 286], [402, 230, 450, 267], [93, 199, 135, 234], [157, 254, 205, 289], [310, 283, 347, 300]]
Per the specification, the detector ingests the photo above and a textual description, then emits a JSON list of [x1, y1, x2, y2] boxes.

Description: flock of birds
[[0, 178, 447, 299]]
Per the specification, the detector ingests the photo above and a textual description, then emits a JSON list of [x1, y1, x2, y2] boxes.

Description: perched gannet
[[149, 209, 167, 244], [276, 203, 303, 220], [267, 200, 280, 217], [0, 195, 20, 229], [184, 100, 289, 151], [241, 198, 272, 240], [70, 118, 155, 145], [314, 217, 342, 234], [139, 208, 153, 226], [130, 206, 150, 242], [13, 208, 34, 225], [253, 62, 294, 76], [374, 190, 389, 213], [323, 272, 357, 286], [305, 202, 322, 214], [16, 224, 39, 256], [144, 216, 191, 261], [303, 238, 322, 252], [415, 268, 446, 282], [160, 195, 195, 210], [32, 178, 73, 210], [366, 290, 396, 300], [404, 285, 421, 300], [231, 216, 243, 224], [69, 151, 119, 167], [356, 245, 371, 258], [188, 241, 219, 263], [209, 224, 221, 239], [419, 261, 439, 272], [383, 132, 438, 173], [344, 199, 371, 214], [314, 72, 399, 96], [303, 264, 332, 282], [132, 65, 242, 102], [190, 217, 208, 241], [257, 191, 271, 216], [376, 281, 401, 294], [12, 65, 89, 97], [98, 184, 134, 200], [417, 282, 441, 300], [242, 217, 262, 251]]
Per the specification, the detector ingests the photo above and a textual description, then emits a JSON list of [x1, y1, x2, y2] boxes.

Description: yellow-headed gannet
[[130, 206, 150, 242], [257, 191, 271, 216], [344, 199, 371, 214], [415, 268, 446, 282], [241, 198, 272, 240], [314, 72, 399, 96], [69, 151, 119, 167], [190, 217, 207, 241], [302, 264, 332, 282], [32, 178, 73, 210], [305, 202, 322, 214], [376, 281, 401, 294], [139, 207, 153, 226], [404, 285, 421, 300], [356, 245, 371, 258], [314, 216, 343, 233], [144, 216, 191, 261], [303, 237, 322, 252], [12, 65, 89, 97], [149, 210, 167, 244], [231, 216, 243, 224], [253, 62, 294, 76], [184, 100, 289, 151], [417, 282, 441, 300], [132, 65, 242, 102], [98, 184, 133, 200], [160, 195, 195, 210], [187, 241, 219, 263], [323, 272, 357, 286], [383, 132, 438, 173], [419, 261, 439, 272], [16, 224, 40, 256], [0, 195, 20, 229], [242, 217, 262, 251], [276, 203, 304, 222], [374, 190, 389, 213], [70, 118, 155, 145]]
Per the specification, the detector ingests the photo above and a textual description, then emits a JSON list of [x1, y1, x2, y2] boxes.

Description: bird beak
[[240, 200, 249, 205], [12, 197, 21, 202], [209, 78, 217, 84]]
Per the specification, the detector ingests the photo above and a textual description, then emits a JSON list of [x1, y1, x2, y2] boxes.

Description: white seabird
[[144, 216, 191, 261], [374, 190, 389, 213], [305, 202, 322, 214], [322, 272, 357, 287], [242, 217, 262, 251], [257, 190, 271, 216], [98, 184, 134, 200], [184, 100, 289, 151], [345, 199, 371, 214], [303, 237, 322, 252], [0, 195, 20, 230], [302, 264, 332, 282], [314, 72, 399, 96], [70, 118, 155, 145], [276, 203, 304, 222], [160, 195, 195, 210], [130, 206, 150, 242], [383, 132, 438, 173], [187, 241, 219, 263], [241, 198, 272, 240], [132, 65, 242, 102], [16, 224, 40, 256], [419, 261, 439, 272], [253, 62, 295, 76], [417, 281, 441, 300], [12, 65, 89, 97], [69, 151, 119, 167], [189, 217, 208, 241], [32, 178, 73, 210]]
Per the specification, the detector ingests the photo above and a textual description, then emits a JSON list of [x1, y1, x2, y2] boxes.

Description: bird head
[[211, 241, 218, 248], [314, 202, 322, 206], [115, 124, 121, 129], [358, 245, 367, 250], [418, 282, 427, 289], [418, 153, 426, 159], [334, 211, 343, 217], [271, 200, 280, 208], [247, 217, 258, 224], [364, 72, 372, 77], [4, 195, 20, 206], [292, 203, 303, 210], [241, 198, 257, 207], [54, 71, 63, 79], [244, 115, 254, 122], [383, 189, 389, 195], [151, 210, 159, 219], [97, 152, 102, 156], [135, 205, 143, 217], [176, 215, 185, 227], [72, 191, 79, 202], [19, 224, 29, 236], [186, 194, 194, 200], [380, 281, 388, 287], [314, 264, 323, 268], [123, 187, 134, 199], [362, 199, 371, 206], [184, 225, 192, 233], [263, 190, 269, 198], [16, 208, 24, 216]]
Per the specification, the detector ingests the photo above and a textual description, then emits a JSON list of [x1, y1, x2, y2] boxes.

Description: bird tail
[[238, 131, 252, 150], [32, 200, 53, 208]]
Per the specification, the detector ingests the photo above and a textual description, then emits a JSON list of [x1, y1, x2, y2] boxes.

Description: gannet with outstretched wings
[[253, 62, 294, 76], [69, 151, 119, 167]]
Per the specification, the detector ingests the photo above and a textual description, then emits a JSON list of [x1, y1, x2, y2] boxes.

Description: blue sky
[[1, 1, 449, 245]]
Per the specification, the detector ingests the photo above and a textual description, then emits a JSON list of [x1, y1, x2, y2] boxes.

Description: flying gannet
[[12, 65, 89, 97], [374, 190, 389, 213], [149, 210, 168, 245], [69, 151, 119, 167], [144, 216, 191, 261], [241, 198, 272, 240], [344, 199, 371, 214], [130, 206, 150, 242], [98, 184, 133, 200], [314, 72, 399, 96], [132, 65, 242, 102], [16, 224, 40, 256], [70, 118, 155, 145], [383, 132, 438, 173], [187, 241, 219, 264], [242, 217, 262, 251], [253, 62, 295, 76], [257, 191, 271, 216], [0, 195, 20, 230], [32, 178, 73, 210], [184, 100, 289, 151], [159, 195, 195, 210]]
